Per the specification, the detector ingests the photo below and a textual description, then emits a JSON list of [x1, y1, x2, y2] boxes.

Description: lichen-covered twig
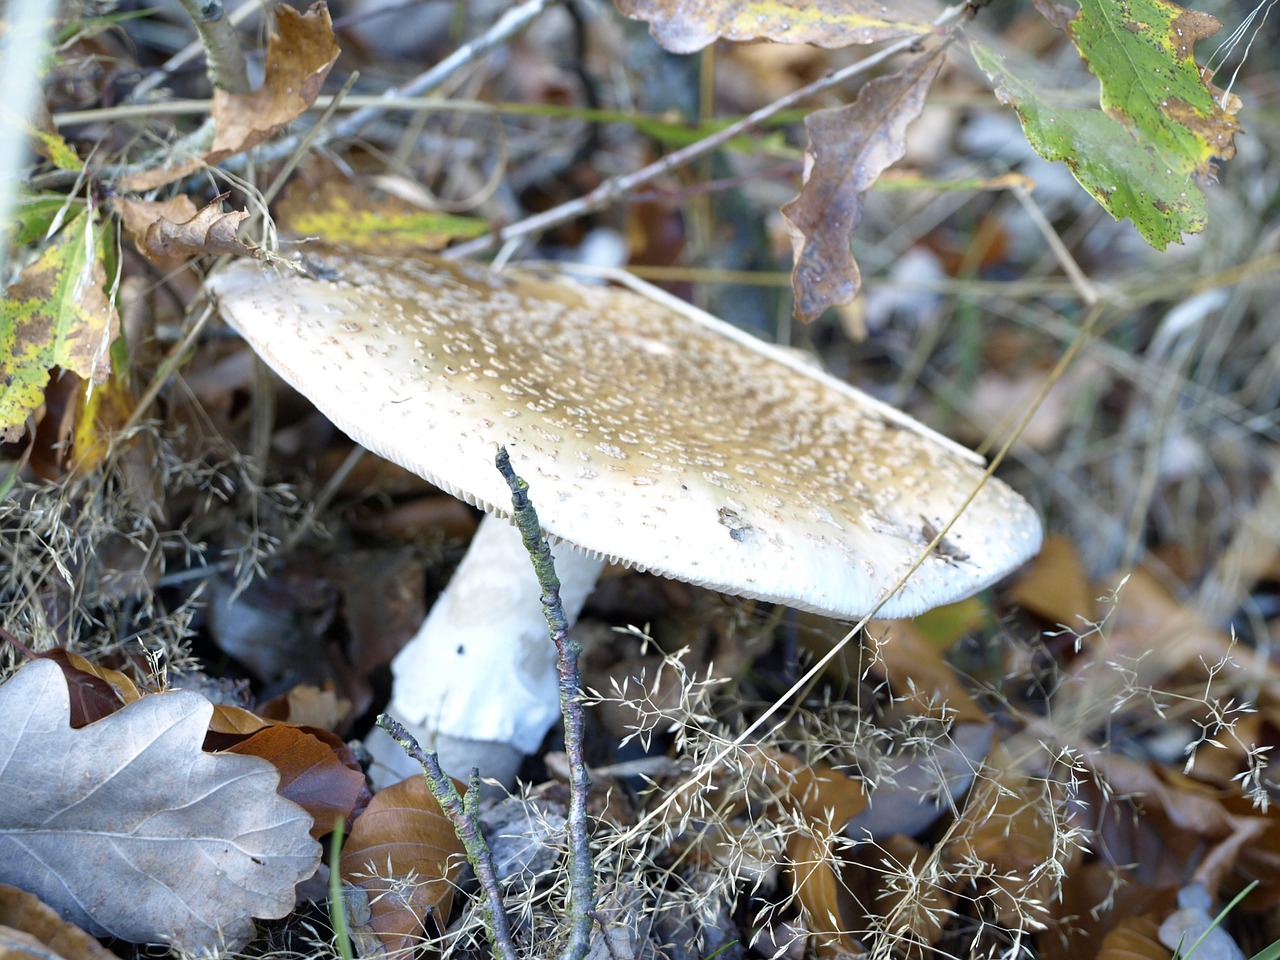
[[175, 0, 249, 95], [376, 714, 520, 960], [495, 446, 596, 960]]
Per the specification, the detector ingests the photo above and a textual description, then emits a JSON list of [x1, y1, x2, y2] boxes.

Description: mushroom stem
[[371, 512, 606, 786]]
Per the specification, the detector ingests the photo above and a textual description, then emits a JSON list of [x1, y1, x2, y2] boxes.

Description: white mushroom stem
[[373, 513, 605, 784]]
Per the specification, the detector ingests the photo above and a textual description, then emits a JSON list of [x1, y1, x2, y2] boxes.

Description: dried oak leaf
[[782, 49, 944, 322], [339, 774, 465, 955], [0, 660, 320, 952], [114, 195, 255, 263], [615, 0, 934, 54]]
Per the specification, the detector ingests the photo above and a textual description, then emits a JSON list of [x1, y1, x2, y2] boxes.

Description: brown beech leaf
[[207, 4, 339, 159], [260, 681, 353, 731], [615, 0, 934, 54], [227, 724, 367, 839], [1096, 913, 1170, 960], [0, 884, 123, 960], [786, 833, 859, 958], [1009, 532, 1094, 625], [339, 774, 465, 954], [116, 195, 254, 263], [0, 660, 320, 951], [117, 4, 339, 192], [782, 49, 944, 323]]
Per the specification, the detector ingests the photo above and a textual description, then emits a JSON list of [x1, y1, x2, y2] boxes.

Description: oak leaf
[[0, 660, 320, 951]]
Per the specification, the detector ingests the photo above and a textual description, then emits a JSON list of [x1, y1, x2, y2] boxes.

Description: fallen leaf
[[117, 4, 339, 192], [1096, 913, 1170, 960], [781, 50, 945, 322], [787, 832, 860, 958], [276, 174, 488, 256], [0, 884, 122, 960], [227, 724, 367, 839], [1009, 533, 1094, 627], [0, 211, 119, 442], [115, 195, 254, 263], [339, 774, 465, 955], [0, 660, 320, 951], [260, 682, 353, 731], [614, 0, 934, 54]]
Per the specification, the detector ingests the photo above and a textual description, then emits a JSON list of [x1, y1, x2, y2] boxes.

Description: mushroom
[[207, 251, 1042, 783]]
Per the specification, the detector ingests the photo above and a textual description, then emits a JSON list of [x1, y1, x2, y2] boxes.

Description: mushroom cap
[[207, 252, 1042, 619]]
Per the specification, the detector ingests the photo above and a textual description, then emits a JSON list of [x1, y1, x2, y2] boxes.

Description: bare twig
[[495, 447, 596, 960], [447, 4, 968, 260], [174, 0, 250, 95], [249, 0, 556, 168], [376, 714, 520, 960]]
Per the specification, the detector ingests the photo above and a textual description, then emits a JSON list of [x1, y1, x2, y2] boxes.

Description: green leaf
[[973, 44, 1207, 250], [1070, 0, 1239, 179], [7, 194, 83, 246], [974, 0, 1241, 250], [0, 211, 120, 441]]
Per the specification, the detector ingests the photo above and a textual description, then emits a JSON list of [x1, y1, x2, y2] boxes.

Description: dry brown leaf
[[260, 682, 353, 731], [871, 835, 956, 949], [0, 660, 319, 951], [117, 4, 339, 192], [787, 832, 860, 959], [339, 774, 465, 954], [1096, 913, 1171, 960], [138, 197, 254, 262], [0, 884, 123, 960], [782, 50, 945, 323], [1009, 533, 1094, 626], [945, 741, 1069, 929], [227, 724, 367, 839], [866, 618, 986, 723], [614, 0, 934, 54]]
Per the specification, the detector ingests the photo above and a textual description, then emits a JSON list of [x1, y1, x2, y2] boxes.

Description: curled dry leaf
[[118, 4, 339, 192], [614, 0, 935, 54], [339, 774, 466, 955], [0, 884, 122, 960], [782, 50, 945, 323], [115, 195, 254, 263], [0, 660, 320, 951]]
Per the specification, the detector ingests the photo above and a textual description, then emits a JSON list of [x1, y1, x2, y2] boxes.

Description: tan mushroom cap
[[208, 252, 1042, 619]]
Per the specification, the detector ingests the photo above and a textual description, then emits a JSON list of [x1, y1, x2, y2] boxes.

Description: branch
[[495, 447, 596, 960]]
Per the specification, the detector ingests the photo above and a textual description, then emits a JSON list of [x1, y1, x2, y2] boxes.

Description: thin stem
[[175, 0, 250, 95], [247, 0, 555, 168], [447, 5, 967, 260], [375, 714, 520, 960], [495, 447, 596, 960]]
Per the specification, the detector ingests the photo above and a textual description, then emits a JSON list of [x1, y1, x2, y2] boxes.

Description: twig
[[129, 0, 262, 101], [446, 4, 968, 260], [376, 714, 520, 960], [495, 447, 596, 960], [175, 0, 250, 95], [247, 0, 556, 168]]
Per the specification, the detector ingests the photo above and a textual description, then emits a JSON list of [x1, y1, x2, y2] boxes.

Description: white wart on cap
[[207, 252, 1042, 620]]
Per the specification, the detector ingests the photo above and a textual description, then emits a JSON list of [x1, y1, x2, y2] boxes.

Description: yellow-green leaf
[[974, 44, 1207, 250], [1070, 0, 1239, 180], [0, 212, 120, 441], [614, 0, 934, 54]]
